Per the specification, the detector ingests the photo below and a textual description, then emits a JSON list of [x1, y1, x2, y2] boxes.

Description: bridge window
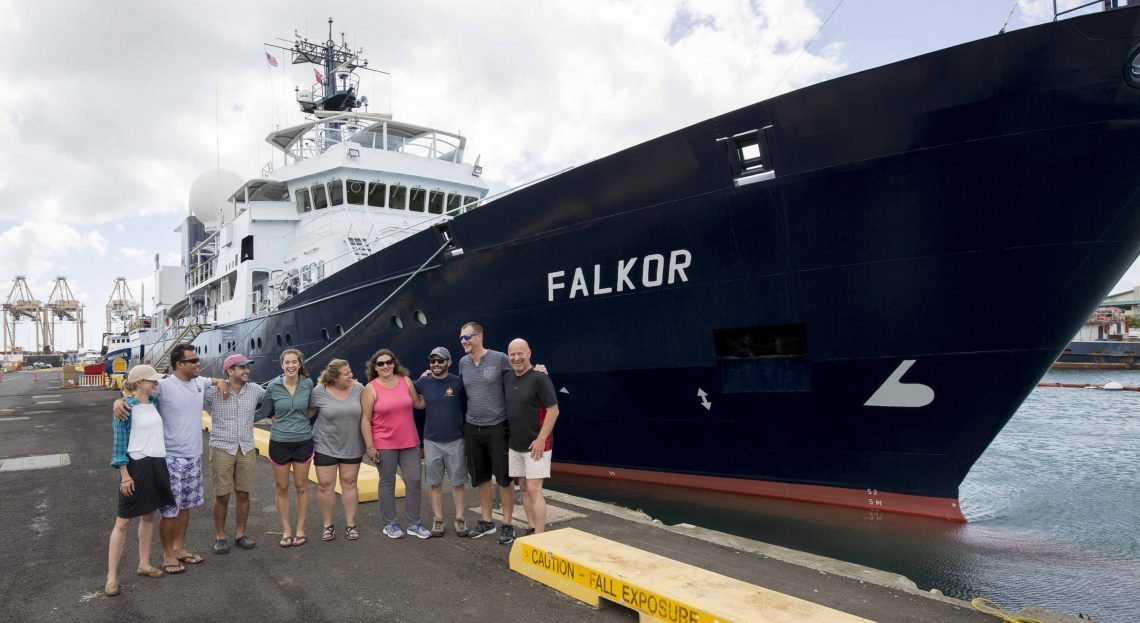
[[464, 196, 478, 212], [388, 184, 406, 210], [446, 193, 461, 214], [295, 188, 311, 213], [428, 190, 444, 215], [409, 188, 425, 213], [347, 180, 366, 205], [311, 183, 329, 210], [368, 182, 386, 207], [240, 235, 254, 262], [327, 179, 344, 206]]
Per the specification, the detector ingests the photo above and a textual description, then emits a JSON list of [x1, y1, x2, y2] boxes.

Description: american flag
[[314, 69, 324, 85], [265, 52, 278, 67]]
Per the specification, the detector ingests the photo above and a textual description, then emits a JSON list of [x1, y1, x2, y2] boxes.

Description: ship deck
[[0, 371, 1022, 622]]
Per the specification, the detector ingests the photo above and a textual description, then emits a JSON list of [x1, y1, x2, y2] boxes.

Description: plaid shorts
[[160, 456, 205, 518]]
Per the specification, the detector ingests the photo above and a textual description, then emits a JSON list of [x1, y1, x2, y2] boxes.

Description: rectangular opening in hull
[[715, 323, 811, 393]]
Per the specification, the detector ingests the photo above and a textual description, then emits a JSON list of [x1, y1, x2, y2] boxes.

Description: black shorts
[[117, 456, 175, 518], [313, 452, 363, 467], [464, 422, 511, 487], [268, 439, 314, 466]]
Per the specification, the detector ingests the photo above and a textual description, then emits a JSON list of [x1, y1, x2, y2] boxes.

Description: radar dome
[[188, 169, 243, 228]]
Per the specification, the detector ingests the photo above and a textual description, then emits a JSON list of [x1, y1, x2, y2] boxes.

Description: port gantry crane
[[45, 276, 85, 351], [2, 276, 47, 353], [105, 277, 140, 335]]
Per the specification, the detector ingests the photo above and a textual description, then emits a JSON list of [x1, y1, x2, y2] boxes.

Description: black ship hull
[[186, 8, 1140, 520]]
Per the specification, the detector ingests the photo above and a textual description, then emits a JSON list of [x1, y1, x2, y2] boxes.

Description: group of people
[[104, 322, 560, 597]]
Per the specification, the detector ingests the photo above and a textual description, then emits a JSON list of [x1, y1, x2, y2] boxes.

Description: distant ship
[[109, 6, 1140, 521]]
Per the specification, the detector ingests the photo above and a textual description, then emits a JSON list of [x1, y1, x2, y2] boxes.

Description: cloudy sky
[[0, 0, 1105, 351]]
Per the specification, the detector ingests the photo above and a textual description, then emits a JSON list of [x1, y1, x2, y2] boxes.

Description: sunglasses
[[428, 358, 447, 364], [459, 333, 478, 341], [375, 359, 395, 367], [180, 358, 201, 365]]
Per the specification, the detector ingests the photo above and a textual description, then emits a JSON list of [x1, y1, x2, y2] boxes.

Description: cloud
[[0, 223, 107, 279]]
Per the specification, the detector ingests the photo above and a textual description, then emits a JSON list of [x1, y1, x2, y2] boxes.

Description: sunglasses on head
[[375, 359, 395, 367], [459, 333, 478, 341]]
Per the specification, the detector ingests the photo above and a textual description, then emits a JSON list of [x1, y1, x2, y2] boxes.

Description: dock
[[0, 371, 1026, 622]]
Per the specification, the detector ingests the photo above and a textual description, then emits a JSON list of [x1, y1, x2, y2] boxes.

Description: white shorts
[[508, 449, 551, 480]]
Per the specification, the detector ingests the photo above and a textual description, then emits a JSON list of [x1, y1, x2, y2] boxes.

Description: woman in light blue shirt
[[255, 348, 314, 547]]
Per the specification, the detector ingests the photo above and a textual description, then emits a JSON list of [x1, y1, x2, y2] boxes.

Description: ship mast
[[276, 17, 386, 115]]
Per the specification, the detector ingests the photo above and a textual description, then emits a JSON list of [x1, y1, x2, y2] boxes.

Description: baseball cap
[[429, 346, 451, 361], [223, 354, 255, 371], [126, 364, 162, 384]]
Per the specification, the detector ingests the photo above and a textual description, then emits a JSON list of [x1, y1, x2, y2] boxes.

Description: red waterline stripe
[[551, 462, 967, 523]]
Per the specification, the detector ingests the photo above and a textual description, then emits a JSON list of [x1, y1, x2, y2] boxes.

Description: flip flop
[[162, 563, 186, 575], [292, 535, 307, 546], [279, 536, 294, 548], [177, 553, 204, 565]]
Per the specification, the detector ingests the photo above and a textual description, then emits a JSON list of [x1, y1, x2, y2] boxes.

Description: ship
[[121, 6, 1140, 521]]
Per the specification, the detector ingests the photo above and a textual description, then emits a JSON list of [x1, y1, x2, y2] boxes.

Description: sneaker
[[407, 523, 432, 539], [383, 522, 404, 539], [430, 518, 445, 537], [212, 539, 230, 554], [234, 535, 257, 550], [497, 524, 516, 545], [469, 520, 496, 539], [454, 518, 470, 537]]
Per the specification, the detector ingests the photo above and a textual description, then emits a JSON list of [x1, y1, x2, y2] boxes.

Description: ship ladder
[[151, 322, 210, 374]]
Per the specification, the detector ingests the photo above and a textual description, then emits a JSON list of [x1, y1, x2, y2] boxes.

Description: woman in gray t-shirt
[[307, 359, 366, 541]]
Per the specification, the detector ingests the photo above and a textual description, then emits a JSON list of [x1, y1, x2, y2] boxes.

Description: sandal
[[136, 566, 164, 578], [345, 525, 360, 541], [176, 553, 204, 565], [279, 535, 294, 548], [322, 525, 335, 541], [292, 534, 307, 546], [162, 563, 185, 575]]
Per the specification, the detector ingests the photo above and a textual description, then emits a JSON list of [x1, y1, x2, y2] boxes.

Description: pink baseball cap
[[223, 354, 254, 372]]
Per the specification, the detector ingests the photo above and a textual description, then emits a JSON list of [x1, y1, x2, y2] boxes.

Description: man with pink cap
[[204, 354, 266, 554]]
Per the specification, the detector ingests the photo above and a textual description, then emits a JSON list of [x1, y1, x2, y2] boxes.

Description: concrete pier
[[0, 371, 1004, 622]]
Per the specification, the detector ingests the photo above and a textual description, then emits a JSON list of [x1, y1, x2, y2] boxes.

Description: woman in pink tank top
[[359, 348, 430, 539]]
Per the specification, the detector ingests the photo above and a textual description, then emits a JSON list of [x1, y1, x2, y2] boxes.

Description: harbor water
[[551, 369, 1140, 622]]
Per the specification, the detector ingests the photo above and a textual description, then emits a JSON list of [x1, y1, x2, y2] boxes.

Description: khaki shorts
[[209, 447, 255, 496], [508, 449, 551, 480]]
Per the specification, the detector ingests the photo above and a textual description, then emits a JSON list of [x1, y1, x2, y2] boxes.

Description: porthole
[[285, 332, 293, 345], [257, 337, 263, 349], [413, 309, 427, 327], [336, 324, 344, 336], [250, 338, 256, 351], [390, 314, 403, 331], [321, 328, 330, 341]]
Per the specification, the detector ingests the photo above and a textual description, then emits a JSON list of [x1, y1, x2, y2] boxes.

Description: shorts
[[313, 452, 363, 467], [160, 456, 205, 518], [464, 422, 511, 487], [424, 438, 467, 487], [209, 447, 255, 496], [268, 439, 314, 466], [508, 449, 552, 480]]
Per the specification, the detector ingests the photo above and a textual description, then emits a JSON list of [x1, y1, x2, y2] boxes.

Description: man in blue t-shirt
[[414, 347, 469, 537]]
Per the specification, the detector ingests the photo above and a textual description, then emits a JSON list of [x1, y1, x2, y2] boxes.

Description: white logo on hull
[[697, 388, 711, 410], [864, 359, 934, 408], [547, 250, 692, 302]]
